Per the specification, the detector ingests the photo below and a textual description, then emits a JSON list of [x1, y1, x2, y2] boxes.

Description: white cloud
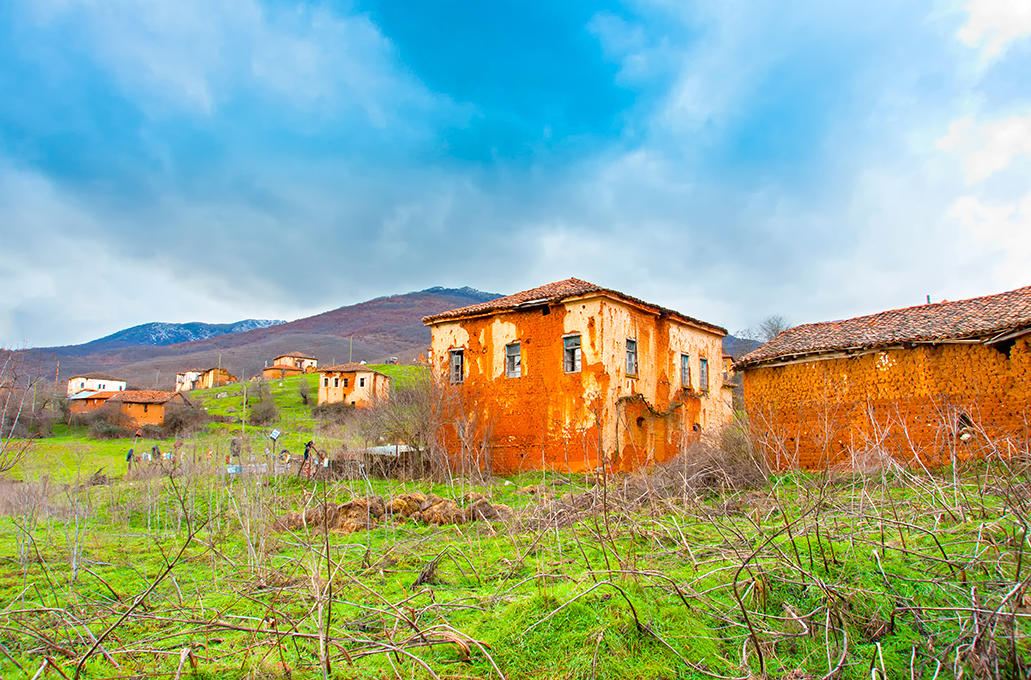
[[948, 193, 1031, 283], [937, 113, 1031, 184], [957, 0, 1031, 60], [21, 0, 435, 119], [0, 163, 311, 346]]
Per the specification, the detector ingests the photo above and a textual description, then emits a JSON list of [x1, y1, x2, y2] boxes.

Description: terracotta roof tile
[[422, 277, 726, 334], [108, 390, 189, 405], [737, 285, 1031, 368], [275, 351, 317, 360], [318, 363, 388, 377], [68, 372, 123, 381]]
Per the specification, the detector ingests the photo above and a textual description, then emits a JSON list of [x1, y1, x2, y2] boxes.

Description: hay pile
[[273, 492, 514, 533]]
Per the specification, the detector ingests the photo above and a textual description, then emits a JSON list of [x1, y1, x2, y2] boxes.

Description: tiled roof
[[275, 351, 316, 360], [318, 363, 388, 377], [108, 390, 189, 405], [265, 364, 303, 372], [68, 372, 123, 381], [737, 285, 1031, 368], [422, 277, 727, 334]]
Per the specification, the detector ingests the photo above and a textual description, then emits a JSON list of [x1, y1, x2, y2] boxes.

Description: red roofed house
[[264, 352, 319, 379], [423, 278, 734, 475], [67, 390, 119, 415], [317, 363, 390, 407], [107, 391, 191, 426], [737, 285, 1031, 469]]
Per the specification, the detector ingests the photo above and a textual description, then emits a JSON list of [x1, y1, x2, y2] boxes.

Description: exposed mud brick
[[743, 339, 1031, 469]]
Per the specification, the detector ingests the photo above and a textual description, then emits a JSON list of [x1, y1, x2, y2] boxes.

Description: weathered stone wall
[[742, 337, 1031, 469], [428, 295, 730, 474]]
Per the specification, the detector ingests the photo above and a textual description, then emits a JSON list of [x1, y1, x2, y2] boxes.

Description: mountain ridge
[[91, 319, 286, 347]]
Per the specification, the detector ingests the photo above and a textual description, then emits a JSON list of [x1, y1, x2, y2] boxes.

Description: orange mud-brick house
[[422, 278, 734, 475], [736, 285, 1031, 470], [67, 390, 119, 415], [197, 367, 237, 390], [317, 363, 390, 407], [263, 352, 318, 379], [107, 390, 191, 426], [272, 352, 318, 372], [66, 373, 126, 396]]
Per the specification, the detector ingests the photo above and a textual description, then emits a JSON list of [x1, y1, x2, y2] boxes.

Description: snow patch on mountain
[[93, 319, 285, 347]]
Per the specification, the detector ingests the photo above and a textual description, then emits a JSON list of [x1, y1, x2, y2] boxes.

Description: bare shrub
[[163, 404, 211, 435], [298, 380, 312, 406], [88, 420, 131, 440], [249, 384, 278, 426], [312, 401, 355, 424]]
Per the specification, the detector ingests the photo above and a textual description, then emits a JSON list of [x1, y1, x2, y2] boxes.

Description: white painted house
[[66, 373, 127, 396]]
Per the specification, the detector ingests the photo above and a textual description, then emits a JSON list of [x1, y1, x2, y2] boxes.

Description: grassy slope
[[1, 375, 1029, 678], [20, 365, 425, 483]]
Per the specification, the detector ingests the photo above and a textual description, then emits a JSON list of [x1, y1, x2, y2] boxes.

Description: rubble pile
[[273, 492, 514, 533]]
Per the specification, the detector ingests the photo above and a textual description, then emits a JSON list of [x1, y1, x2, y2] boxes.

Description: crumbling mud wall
[[742, 338, 1031, 469], [429, 295, 730, 474]]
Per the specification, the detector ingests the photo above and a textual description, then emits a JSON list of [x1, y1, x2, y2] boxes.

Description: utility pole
[[349, 336, 353, 363]]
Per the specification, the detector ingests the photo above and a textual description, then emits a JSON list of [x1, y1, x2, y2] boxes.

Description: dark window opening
[[991, 338, 1016, 358], [636, 416, 645, 428], [563, 336, 581, 373], [359, 377, 365, 387], [344, 378, 349, 387], [334, 377, 339, 387], [542, 306, 551, 316], [626, 339, 638, 375], [450, 350, 465, 384], [323, 378, 328, 387], [506, 342, 521, 378]]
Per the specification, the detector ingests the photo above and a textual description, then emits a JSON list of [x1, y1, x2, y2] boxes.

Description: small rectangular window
[[625, 339, 638, 375], [344, 378, 349, 387], [323, 378, 328, 387], [506, 342, 521, 378], [700, 358, 709, 391], [359, 377, 365, 387], [334, 377, 339, 387], [450, 349, 465, 384], [563, 335, 581, 373], [681, 353, 691, 389]]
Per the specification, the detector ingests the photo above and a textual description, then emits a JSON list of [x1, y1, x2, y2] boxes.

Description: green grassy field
[[1, 378, 1028, 678]]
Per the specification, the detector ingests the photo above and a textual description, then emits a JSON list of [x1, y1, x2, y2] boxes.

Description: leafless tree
[[0, 353, 31, 473], [738, 315, 791, 342]]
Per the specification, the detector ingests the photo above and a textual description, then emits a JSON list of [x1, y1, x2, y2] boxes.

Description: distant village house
[[108, 390, 191, 427], [66, 373, 126, 396], [736, 285, 1031, 469], [197, 367, 237, 390], [175, 370, 202, 392], [422, 278, 734, 475], [264, 352, 319, 379], [317, 363, 390, 408]]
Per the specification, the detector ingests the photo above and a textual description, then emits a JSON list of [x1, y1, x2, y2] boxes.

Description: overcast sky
[[2, 0, 1029, 347]]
